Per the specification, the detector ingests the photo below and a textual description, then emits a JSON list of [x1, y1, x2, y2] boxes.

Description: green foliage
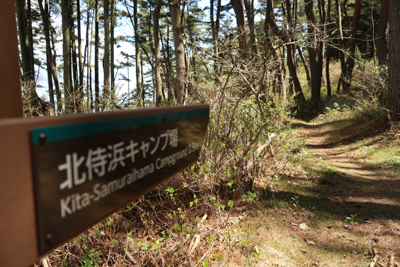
[[79, 248, 102, 267]]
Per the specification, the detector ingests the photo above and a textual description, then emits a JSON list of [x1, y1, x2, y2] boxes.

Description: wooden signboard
[[0, 105, 209, 266]]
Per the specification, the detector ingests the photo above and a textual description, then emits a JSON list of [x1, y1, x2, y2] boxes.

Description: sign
[[31, 107, 209, 254]]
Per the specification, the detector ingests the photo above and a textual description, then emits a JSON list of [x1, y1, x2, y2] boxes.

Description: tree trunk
[[166, 25, 172, 101], [38, 0, 55, 112], [95, 0, 100, 111], [244, 0, 259, 58], [296, 46, 311, 83], [376, 0, 389, 66], [27, 0, 34, 78], [154, 0, 163, 106], [169, 0, 186, 105], [16, 0, 39, 103], [61, 0, 73, 112], [134, 0, 142, 106], [85, 3, 92, 111], [305, 0, 323, 102], [388, 0, 400, 120], [265, 0, 305, 102], [231, 0, 248, 60], [103, 0, 110, 109], [89, 5, 94, 111], [71, 9, 79, 110], [326, 0, 332, 97], [77, 0, 83, 93], [341, 0, 362, 92], [111, 0, 115, 102], [50, 28, 63, 114], [210, 0, 217, 71], [335, 0, 345, 92]]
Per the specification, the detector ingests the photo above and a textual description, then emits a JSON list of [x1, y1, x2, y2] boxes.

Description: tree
[[265, 0, 305, 102], [110, 0, 116, 101], [244, 0, 259, 58], [16, 0, 40, 103], [103, 0, 111, 109], [339, 0, 362, 92], [38, 0, 55, 111], [153, 0, 163, 105], [376, 0, 388, 65], [95, 0, 100, 111], [169, 0, 186, 105], [388, 0, 400, 120], [305, 0, 323, 102], [231, 0, 248, 60], [134, 0, 143, 106], [61, 0, 73, 112]]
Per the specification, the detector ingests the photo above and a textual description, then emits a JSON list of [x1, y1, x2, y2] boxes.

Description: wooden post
[[0, 0, 23, 119]]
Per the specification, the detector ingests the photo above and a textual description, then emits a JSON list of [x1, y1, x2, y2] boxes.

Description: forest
[[14, 0, 400, 266]]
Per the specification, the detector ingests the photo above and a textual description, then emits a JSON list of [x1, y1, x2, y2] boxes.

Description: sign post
[[0, 0, 23, 119], [0, 105, 209, 266]]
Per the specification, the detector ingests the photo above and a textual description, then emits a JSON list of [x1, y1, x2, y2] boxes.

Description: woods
[[8, 1, 400, 266], [13, 0, 397, 117]]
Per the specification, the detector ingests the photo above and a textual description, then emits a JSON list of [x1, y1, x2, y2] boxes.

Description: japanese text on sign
[[57, 128, 200, 218], [58, 129, 179, 190]]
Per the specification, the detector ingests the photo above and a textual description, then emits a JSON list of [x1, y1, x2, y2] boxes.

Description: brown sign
[[31, 107, 209, 254]]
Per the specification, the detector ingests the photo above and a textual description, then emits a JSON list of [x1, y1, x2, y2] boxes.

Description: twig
[[124, 248, 137, 265], [41, 257, 51, 267], [370, 248, 379, 267]]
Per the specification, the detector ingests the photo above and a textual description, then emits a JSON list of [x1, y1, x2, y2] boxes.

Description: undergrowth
[[37, 60, 301, 266]]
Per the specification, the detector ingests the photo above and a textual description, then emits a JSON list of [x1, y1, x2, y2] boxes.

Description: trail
[[295, 118, 400, 263]]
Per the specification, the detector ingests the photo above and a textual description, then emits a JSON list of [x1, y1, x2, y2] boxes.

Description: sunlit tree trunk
[[61, 0, 73, 112], [231, 0, 248, 60], [50, 27, 63, 114], [71, 8, 79, 110], [325, 0, 332, 97], [169, 0, 186, 105], [244, 0, 259, 58], [341, 0, 361, 92], [94, 0, 100, 111], [266, 0, 305, 102], [134, 0, 143, 106], [103, 0, 110, 109], [77, 0, 83, 94], [111, 0, 115, 102], [154, 0, 163, 105]]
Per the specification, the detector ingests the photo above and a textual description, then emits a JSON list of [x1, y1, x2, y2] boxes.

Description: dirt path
[[295, 118, 400, 265]]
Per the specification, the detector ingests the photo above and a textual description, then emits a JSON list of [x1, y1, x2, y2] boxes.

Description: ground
[[244, 110, 400, 267], [38, 107, 400, 267]]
